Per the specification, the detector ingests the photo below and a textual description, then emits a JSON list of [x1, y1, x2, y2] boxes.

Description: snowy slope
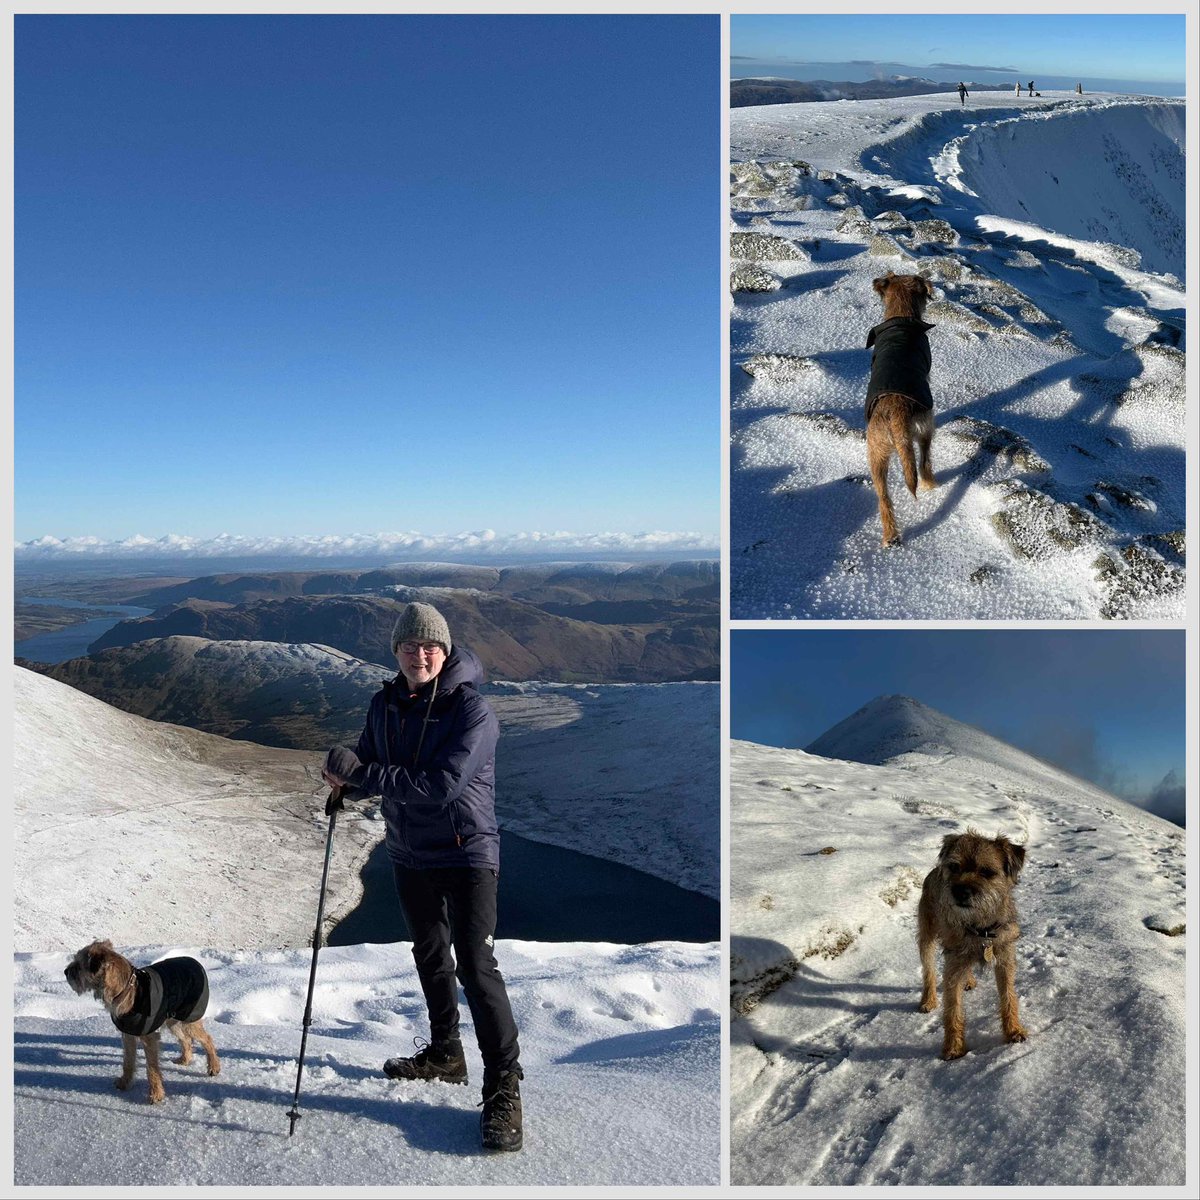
[[21, 646, 718, 900], [730, 700, 1185, 1185], [14, 940, 720, 1186], [730, 93, 1185, 619], [13, 667, 379, 952]]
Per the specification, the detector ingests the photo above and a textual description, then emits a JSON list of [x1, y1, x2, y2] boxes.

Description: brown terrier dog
[[917, 830, 1028, 1060], [865, 272, 938, 546], [65, 939, 220, 1103]]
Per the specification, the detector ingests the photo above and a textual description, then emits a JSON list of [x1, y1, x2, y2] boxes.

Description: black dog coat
[[865, 317, 935, 422], [111, 957, 209, 1037]]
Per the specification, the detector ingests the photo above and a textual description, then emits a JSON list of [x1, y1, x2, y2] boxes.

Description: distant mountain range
[[731, 76, 1012, 107], [17, 560, 719, 685]]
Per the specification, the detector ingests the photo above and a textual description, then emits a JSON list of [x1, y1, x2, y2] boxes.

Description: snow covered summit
[[806, 693, 1015, 765], [806, 693, 1158, 813], [731, 708, 1185, 1185]]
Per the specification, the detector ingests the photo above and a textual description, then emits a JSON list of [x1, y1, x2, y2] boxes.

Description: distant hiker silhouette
[[1015, 81, 1022, 96], [957, 82, 969, 105]]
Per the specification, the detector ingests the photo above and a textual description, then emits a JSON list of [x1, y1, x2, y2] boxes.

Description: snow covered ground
[[14, 940, 719, 1186], [730, 93, 1185, 619], [12, 665, 720, 1184], [730, 696, 1186, 1186]]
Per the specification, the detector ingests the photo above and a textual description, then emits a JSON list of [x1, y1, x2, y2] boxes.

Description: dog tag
[[983, 943, 995, 964]]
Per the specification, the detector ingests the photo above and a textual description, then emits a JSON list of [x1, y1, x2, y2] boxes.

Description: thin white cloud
[[14, 530, 719, 559]]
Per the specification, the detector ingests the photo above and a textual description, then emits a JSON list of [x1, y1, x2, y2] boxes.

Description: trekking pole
[[286, 785, 345, 1137]]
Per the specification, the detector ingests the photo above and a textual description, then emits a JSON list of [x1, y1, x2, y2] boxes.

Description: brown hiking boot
[[479, 1069, 523, 1151], [383, 1037, 468, 1085]]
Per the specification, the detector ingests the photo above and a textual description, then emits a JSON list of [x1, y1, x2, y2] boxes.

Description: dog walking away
[[917, 831, 1028, 1060], [65, 939, 221, 1103], [865, 272, 938, 546]]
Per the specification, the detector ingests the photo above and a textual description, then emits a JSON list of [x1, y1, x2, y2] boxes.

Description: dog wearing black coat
[[865, 272, 938, 546], [65, 939, 220, 1103]]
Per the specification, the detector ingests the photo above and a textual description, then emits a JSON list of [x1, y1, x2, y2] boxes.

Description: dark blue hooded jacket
[[350, 645, 500, 871]]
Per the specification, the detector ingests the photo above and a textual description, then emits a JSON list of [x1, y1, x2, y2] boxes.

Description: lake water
[[14, 599, 152, 664], [328, 832, 719, 946]]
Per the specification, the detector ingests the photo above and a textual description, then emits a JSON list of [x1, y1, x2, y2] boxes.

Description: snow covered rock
[[989, 481, 1106, 560], [730, 263, 782, 293], [941, 416, 1051, 473], [739, 353, 823, 384], [730, 231, 810, 262]]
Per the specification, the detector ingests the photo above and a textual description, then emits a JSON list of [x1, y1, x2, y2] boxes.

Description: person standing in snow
[[1076, 82, 1083, 95], [1015, 80, 1022, 96], [1028, 80, 1035, 95], [321, 601, 523, 1152], [957, 81, 969, 105]]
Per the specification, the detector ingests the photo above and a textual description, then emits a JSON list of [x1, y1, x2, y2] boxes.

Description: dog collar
[[968, 923, 1002, 939], [969, 922, 1005, 963]]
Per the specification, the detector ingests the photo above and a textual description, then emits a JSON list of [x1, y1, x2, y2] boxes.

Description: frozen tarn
[[730, 93, 1184, 620], [14, 940, 720, 1186], [730, 697, 1184, 1186]]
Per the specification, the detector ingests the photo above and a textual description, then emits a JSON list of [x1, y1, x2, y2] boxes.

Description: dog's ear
[[938, 833, 960, 862], [88, 948, 106, 973], [873, 274, 894, 296], [917, 276, 934, 300], [996, 837, 1026, 881]]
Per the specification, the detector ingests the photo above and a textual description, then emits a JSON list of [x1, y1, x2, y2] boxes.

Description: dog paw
[[919, 477, 938, 491], [941, 1044, 968, 1061], [918, 997, 938, 1012], [964, 976, 978, 991], [114, 1077, 131, 1091], [174, 1055, 192, 1066], [882, 535, 902, 549], [207, 1063, 221, 1076], [1005, 1026, 1028, 1043], [148, 1088, 165, 1105]]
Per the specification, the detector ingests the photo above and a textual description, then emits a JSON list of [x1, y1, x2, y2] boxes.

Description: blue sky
[[731, 630, 1185, 817], [732, 14, 1185, 93], [15, 15, 719, 543]]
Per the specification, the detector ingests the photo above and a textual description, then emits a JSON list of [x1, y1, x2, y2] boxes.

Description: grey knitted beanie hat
[[391, 602, 452, 655]]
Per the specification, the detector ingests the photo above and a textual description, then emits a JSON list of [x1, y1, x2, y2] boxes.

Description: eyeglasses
[[398, 641, 446, 656]]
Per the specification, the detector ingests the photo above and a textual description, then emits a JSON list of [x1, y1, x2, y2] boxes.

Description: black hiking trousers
[[392, 864, 521, 1078]]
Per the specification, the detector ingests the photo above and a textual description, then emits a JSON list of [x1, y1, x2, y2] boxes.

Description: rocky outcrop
[[942, 417, 1051, 473], [989, 482, 1105, 560], [739, 354, 822, 384], [730, 232, 810, 262], [1094, 543, 1185, 619], [731, 263, 782, 293]]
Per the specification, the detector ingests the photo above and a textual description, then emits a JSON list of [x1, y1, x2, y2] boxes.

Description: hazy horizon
[[730, 59, 1184, 98]]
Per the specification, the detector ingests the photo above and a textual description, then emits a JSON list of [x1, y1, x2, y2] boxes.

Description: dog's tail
[[887, 402, 919, 497]]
